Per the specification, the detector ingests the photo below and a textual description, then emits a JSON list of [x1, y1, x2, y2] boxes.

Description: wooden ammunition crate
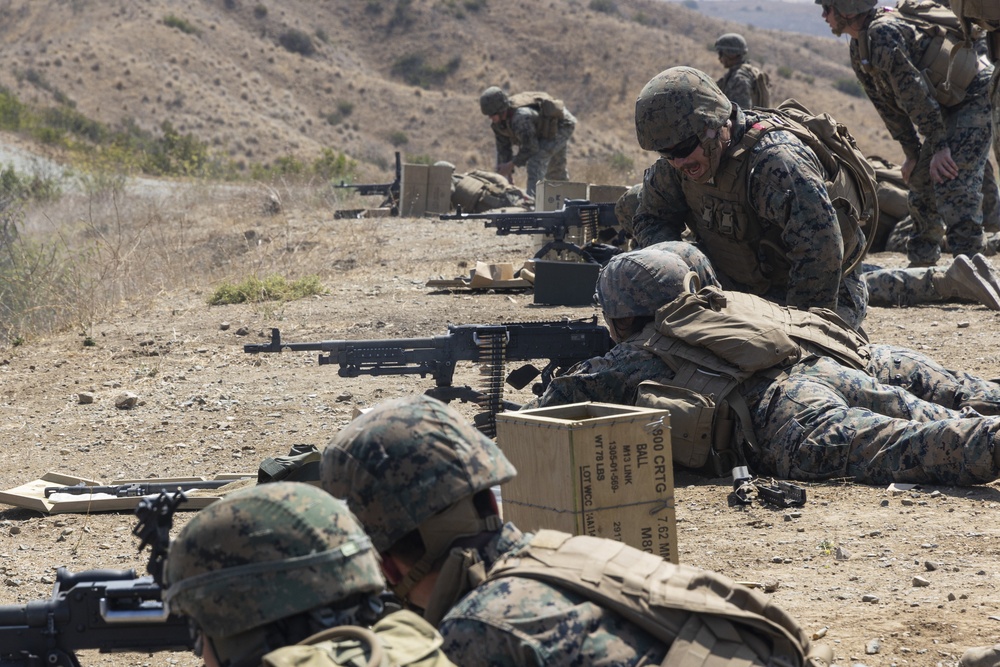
[[496, 402, 677, 563]]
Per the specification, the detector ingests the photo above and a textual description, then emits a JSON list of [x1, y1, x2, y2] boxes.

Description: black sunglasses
[[659, 135, 701, 161]]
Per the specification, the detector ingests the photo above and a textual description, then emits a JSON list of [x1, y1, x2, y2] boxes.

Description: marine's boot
[[971, 253, 1000, 296], [959, 644, 1000, 667], [932, 255, 1000, 310]]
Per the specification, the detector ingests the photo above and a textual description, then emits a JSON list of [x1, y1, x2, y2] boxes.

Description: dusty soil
[[2, 202, 1000, 667]]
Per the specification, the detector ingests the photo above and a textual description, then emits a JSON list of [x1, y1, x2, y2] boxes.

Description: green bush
[[835, 78, 865, 98], [313, 149, 356, 180], [163, 14, 200, 35], [777, 65, 793, 79], [279, 29, 315, 56], [589, 0, 618, 14], [253, 4, 268, 18], [390, 53, 461, 88], [609, 151, 634, 174], [388, 131, 409, 147], [208, 274, 325, 305]]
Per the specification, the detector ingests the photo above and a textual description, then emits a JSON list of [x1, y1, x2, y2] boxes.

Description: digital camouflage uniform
[[634, 105, 869, 331], [849, 8, 994, 266], [532, 246, 1000, 485], [491, 104, 576, 199], [164, 483, 456, 667], [717, 61, 770, 110], [320, 394, 668, 666], [864, 254, 1000, 310]]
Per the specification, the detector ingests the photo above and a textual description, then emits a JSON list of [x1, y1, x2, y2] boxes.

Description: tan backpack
[[952, 0, 1000, 21], [486, 529, 832, 667], [507, 91, 565, 139], [750, 66, 771, 108]]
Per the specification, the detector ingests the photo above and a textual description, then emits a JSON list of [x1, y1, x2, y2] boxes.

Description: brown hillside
[[0, 0, 900, 185]]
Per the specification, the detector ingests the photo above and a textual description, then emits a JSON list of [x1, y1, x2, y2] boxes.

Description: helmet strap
[[390, 496, 501, 601], [700, 120, 733, 182]]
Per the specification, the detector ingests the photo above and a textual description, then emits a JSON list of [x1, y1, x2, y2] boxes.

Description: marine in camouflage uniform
[[434, 161, 533, 212], [532, 244, 1000, 485], [818, 0, 994, 267], [632, 67, 869, 331], [714, 32, 771, 109], [164, 483, 455, 667], [320, 394, 669, 666], [864, 253, 1000, 309], [479, 86, 576, 199]]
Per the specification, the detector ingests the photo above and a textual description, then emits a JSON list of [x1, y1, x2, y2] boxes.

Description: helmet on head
[[479, 86, 509, 116], [164, 483, 383, 641], [321, 394, 515, 555], [715, 33, 748, 56], [597, 246, 694, 319], [614, 183, 643, 231], [635, 67, 733, 153], [814, 0, 877, 14]]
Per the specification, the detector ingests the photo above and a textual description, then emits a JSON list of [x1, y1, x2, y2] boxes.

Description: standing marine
[[714, 32, 771, 109], [817, 0, 994, 267], [479, 86, 576, 199]]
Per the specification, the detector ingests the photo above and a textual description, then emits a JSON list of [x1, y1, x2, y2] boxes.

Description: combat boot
[[932, 255, 1000, 310], [959, 644, 1000, 667], [971, 254, 1000, 296]]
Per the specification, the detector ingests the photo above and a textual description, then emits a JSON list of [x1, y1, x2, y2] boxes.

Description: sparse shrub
[[390, 53, 461, 88], [253, 3, 268, 18], [163, 14, 200, 35], [224, 0, 238, 9], [387, 0, 415, 31], [208, 274, 325, 305], [312, 149, 356, 181], [365, 1, 384, 14], [609, 152, 634, 174], [0, 165, 61, 204], [388, 131, 409, 147], [835, 77, 865, 98], [463, 0, 487, 10], [682, 0, 697, 7], [279, 28, 315, 56], [589, 0, 618, 14], [315, 28, 329, 44], [0, 88, 27, 130], [406, 154, 434, 165], [777, 65, 793, 79], [337, 100, 354, 116], [141, 121, 210, 176]]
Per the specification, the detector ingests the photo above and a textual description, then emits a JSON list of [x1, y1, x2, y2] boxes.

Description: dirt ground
[[2, 200, 1000, 667]]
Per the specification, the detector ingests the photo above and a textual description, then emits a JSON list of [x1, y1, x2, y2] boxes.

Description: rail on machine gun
[[333, 151, 402, 216], [439, 199, 620, 264]]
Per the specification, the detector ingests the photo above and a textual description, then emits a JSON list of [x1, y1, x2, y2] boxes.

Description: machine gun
[[333, 151, 402, 215], [43, 477, 253, 499], [440, 199, 621, 264], [0, 493, 193, 667], [244, 317, 613, 436]]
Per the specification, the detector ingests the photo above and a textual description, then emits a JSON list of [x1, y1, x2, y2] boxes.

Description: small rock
[[9, 526, 20, 536], [115, 391, 139, 409], [862, 594, 880, 603], [835, 546, 852, 561], [866, 638, 881, 654], [901, 498, 914, 506], [957, 321, 971, 329], [220, 322, 231, 331], [925, 561, 938, 571], [77, 392, 94, 405], [948, 592, 957, 601], [912, 576, 931, 588], [235, 327, 250, 336]]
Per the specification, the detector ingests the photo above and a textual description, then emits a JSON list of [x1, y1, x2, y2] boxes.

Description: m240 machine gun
[[244, 318, 613, 436], [440, 199, 621, 264], [333, 151, 402, 215]]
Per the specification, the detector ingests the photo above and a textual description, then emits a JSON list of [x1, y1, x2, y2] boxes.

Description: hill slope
[[0, 0, 898, 184]]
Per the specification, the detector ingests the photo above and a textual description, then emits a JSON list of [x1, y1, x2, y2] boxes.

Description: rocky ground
[[1, 202, 1000, 667]]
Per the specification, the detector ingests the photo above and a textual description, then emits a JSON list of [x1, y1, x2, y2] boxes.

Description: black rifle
[[439, 199, 620, 263], [243, 317, 613, 436], [43, 477, 253, 499], [333, 151, 401, 215], [0, 494, 193, 667]]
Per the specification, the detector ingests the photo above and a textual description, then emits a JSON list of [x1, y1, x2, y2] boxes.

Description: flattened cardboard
[[0, 472, 255, 514]]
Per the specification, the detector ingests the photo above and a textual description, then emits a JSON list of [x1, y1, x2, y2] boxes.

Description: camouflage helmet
[[635, 67, 733, 153], [479, 86, 509, 116], [320, 394, 516, 553], [164, 483, 383, 639], [715, 33, 748, 55], [614, 183, 643, 230], [814, 0, 877, 14], [597, 246, 693, 319]]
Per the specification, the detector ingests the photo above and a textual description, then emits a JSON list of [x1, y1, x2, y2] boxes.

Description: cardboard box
[[496, 402, 677, 563], [588, 184, 628, 204], [535, 180, 589, 212], [400, 164, 454, 216], [532, 259, 600, 306], [400, 164, 429, 217]]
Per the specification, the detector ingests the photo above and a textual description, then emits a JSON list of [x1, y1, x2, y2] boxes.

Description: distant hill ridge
[[0, 0, 899, 184]]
